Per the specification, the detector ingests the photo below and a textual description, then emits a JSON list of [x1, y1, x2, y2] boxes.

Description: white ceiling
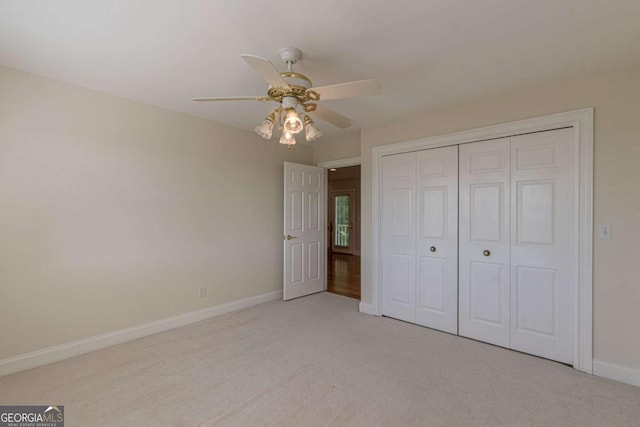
[[1, 1, 639, 140]]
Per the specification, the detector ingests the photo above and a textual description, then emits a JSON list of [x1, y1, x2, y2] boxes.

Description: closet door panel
[[469, 261, 505, 325], [382, 152, 416, 323], [459, 139, 511, 347], [419, 257, 446, 311], [510, 128, 575, 363], [415, 146, 458, 333]]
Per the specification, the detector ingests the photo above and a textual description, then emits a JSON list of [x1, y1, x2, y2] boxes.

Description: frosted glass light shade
[[279, 131, 296, 147], [304, 116, 322, 142], [283, 109, 303, 134], [254, 111, 275, 139]]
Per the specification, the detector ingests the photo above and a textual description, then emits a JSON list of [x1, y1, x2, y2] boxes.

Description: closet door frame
[[370, 108, 594, 374]]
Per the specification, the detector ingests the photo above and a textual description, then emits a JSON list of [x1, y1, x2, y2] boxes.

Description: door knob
[[284, 235, 297, 240], [483, 250, 491, 257], [430, 246, 436, 252]]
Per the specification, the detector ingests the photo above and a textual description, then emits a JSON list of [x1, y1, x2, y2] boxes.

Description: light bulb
[[254, 111, 275, 140], [283, 109, 303, 134], [304, 115, 322, 142], [279, 131, 296, 148]]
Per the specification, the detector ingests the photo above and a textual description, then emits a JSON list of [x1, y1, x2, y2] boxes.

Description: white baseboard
[[593, 359, 640, 388], [0, 290, 282, 377], [359, 302, 379, 316]]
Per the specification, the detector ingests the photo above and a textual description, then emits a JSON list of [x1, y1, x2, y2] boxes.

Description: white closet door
[[415, 146, 459, 333], [459, 138, 511, 348], [382, 152, 416, 323], [509, 128, 575, 363]]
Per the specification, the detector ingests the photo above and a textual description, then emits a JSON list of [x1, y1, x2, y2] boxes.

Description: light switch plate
[[598, 224, 612, 240]]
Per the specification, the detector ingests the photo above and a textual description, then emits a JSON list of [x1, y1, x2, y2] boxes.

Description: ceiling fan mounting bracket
[[279, 47, 303, 65]]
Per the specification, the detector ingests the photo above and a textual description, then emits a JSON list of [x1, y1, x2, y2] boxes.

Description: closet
[[381, 127, 575, 364]]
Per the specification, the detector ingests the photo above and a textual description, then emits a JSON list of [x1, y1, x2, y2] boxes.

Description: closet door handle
[[482, 250, 491, 257], [429, 246, 436, 252]]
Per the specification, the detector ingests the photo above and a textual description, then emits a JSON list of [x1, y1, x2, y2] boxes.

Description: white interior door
[[459, 138, 511, 348], [509, 128, 575, 363], [283, 162, 325, 301], [415, 146, 459, 333], [382, 152, 416, 322]]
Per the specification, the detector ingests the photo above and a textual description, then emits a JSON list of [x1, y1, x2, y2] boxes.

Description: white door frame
[[371, 108, 593, 373], [317, 158, 362, 239], [318, 157, 362, 285]]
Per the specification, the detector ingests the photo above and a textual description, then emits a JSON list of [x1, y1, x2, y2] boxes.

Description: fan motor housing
[[267, 71, 317, 105]]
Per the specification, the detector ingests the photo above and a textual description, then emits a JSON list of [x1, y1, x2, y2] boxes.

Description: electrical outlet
[[598, 224, 612, 240], [198, 287, 206, 298]]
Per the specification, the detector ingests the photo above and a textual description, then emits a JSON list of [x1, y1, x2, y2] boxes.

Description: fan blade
[[192, 96, 264, 102], [311, 79, 381, 101], [311, 105, 352, 129], [241, 54, 289, 88]]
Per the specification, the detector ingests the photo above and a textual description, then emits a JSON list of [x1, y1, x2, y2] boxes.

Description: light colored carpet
[[1, 292, 638, 426]]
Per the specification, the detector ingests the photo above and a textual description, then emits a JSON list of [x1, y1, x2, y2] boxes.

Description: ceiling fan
[[193, 47, 381, 147]]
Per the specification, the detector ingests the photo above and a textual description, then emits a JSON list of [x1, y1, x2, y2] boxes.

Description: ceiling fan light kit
[[193, 46, 381, 148]]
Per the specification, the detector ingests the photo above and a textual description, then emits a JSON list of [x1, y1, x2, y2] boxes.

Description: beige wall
[[0, 66, 313, 360], [360, 63, 640, 370], [313, 129, 361, 164]]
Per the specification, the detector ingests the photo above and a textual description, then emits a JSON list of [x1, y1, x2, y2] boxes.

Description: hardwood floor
[[327, 253, 360, 299]]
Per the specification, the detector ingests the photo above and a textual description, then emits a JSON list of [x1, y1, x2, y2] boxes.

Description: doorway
[[327, 165, 361, 299]]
